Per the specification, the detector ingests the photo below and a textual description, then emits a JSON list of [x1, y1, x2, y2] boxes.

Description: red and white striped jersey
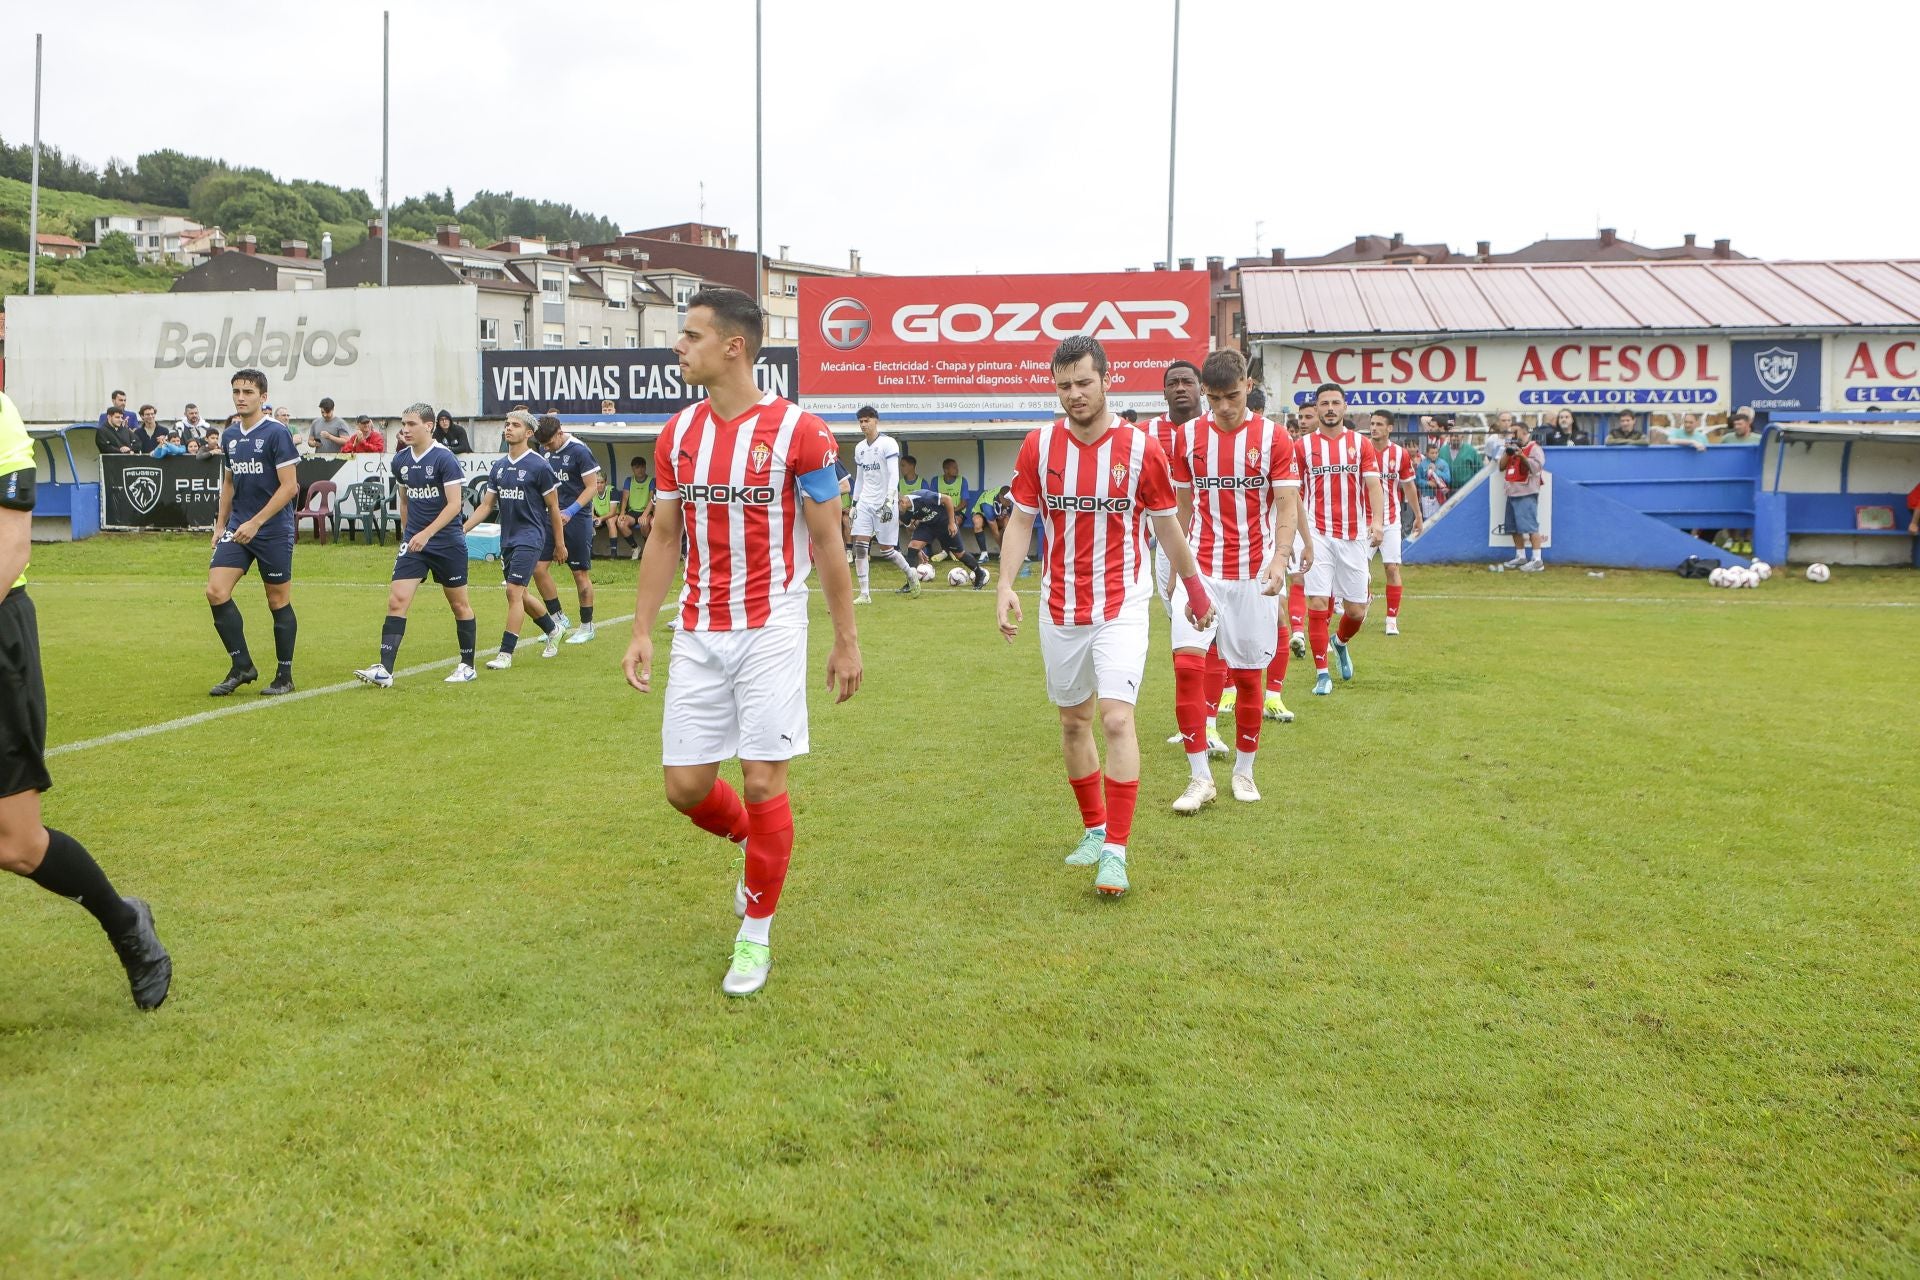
[[1169, 412, 1299, 580], [1143, 414, 1190, 483], [1375, 440, 1415, 525], [653, 392, 841, 631], [1296, 429, 1381, 541], [1010, 417, 1177, 626]]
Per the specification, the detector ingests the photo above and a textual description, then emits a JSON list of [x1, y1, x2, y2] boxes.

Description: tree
[[92, 230, 138, 267], [189, 170, 260, 226], [135, 149, 224, 208], [212, 185, 322, 253]]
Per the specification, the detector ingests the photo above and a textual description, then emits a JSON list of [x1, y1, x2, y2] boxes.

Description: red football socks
[[683, 777, 749, 843], [1172, 652, 1209, 755], [1308, 606, 1332, 671], [1202, 648, 1227, 719], [1267, 616, 1290, 691], [1386, 584, 1403, 618], [1336, 611, 1364, 644], [1103, 776, 1138, 848], [1069, 770, 1107, 831], [742, 795, 794, 920], [1288, 581, 1308, 631], [1232, 668, 1264, 752]]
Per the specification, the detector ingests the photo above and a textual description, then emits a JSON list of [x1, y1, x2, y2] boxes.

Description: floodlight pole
[[381, 10, 390, 287], [1165, 0, 1180, 270], [755, 0, 765, 304], [28, 35, 42, 298]]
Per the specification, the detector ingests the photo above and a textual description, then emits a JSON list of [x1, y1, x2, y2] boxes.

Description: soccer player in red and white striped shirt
[[1167, 350, 1301, 812], [1367, 409, 1423, 635], [1147, 360, 1228, 759], [1295, 383, 1385, 695], [997, 336, 1213, 898], [622, 288, 861, 997]]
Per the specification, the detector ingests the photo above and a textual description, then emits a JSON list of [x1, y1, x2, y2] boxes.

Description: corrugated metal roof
[[1241, 259, 1920, 337]]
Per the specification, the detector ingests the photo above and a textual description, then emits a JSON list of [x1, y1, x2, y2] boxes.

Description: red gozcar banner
[[798, 271, 1211, 413]]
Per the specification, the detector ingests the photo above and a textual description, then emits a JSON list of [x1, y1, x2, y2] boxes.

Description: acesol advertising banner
[[6, 286, 481, 421], [1830, 336, 1920, 407], [798, 272, 1211, 414], [1261, 338, 1732, 411]]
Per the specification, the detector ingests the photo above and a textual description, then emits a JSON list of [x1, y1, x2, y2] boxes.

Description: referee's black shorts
[[0, 588, 52, 799]]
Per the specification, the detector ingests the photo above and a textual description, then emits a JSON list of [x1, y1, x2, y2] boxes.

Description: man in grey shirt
[[1499, 419, 1548, 571], [309, 397, 352, 454]]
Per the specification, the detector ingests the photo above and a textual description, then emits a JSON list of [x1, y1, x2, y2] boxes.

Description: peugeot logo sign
[[820, 297, 872, 351]]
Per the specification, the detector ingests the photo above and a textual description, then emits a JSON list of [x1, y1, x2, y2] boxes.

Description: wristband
[[1180, 574, 1211, 616], [561, 503, 580, 520]]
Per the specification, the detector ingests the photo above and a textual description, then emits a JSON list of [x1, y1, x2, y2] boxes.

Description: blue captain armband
[[796, 465, 841, 504]]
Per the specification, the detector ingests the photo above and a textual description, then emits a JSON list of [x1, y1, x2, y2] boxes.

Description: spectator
[[1715, 407, 1758, 444], [1247, 388, 1268, 413], [1499, 419, 1548, 571], [1119, 408, 1138, 424], [148, 427, 185, 459], [1415, 441, 1450, 517], [175, 403, 212, 443], [1662, 411, 1710, 451], [341, 414, 385, 454], [432, 410, 473, 455], [1537, 407, 1586, 446], [203, 426, 225, 455], [184, 436, 206, 458], [599, 398, 618, 416], [95, 390, 130, 432], [1438, 426, 1482, 489], [1605, 410, 1645, 445], [132, 404, 166, 454], [614, 456, 655, 558], [309, 397, 352, 454], [1485, 411, 1518, 465], [94, 408, 137, 456]]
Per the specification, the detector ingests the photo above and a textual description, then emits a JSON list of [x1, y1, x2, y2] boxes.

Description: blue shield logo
[[1755, 346, 1798, 396]]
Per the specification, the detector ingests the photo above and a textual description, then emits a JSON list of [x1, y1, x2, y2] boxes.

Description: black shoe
[[209, 666, 257, 697], [260, 673, 296, 696], [972, 567, 988, 589], [894, 582, 915, 595], [112, 897, 172, 1011]]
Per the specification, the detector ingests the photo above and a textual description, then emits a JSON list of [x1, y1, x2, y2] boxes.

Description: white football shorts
[[1375, 521, 1403, 566], [1038, 606, 1149, 708], [662, 620, 810, 765], [1169, 574, 1279, 669], [1305, 531, 1372, 603], [849, 503, 897, 544]]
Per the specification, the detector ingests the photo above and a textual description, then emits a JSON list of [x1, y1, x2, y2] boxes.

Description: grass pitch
[[3, 536, 1916, 1277]]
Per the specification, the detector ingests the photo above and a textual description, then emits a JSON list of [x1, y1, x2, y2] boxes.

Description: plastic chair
[[293, 481, 337, 544], [338, 479, 394, 545]]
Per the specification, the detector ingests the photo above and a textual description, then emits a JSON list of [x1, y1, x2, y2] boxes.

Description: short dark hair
[[534, 414, 563, 447], [1200, 350, 1247, 391], [184, 402, 197, 411], [1120, 409, 1139, 423], [1313, 382, 1344, 401], [231, 368, 268, 394], [1370, 409, 1394, 424], [111, 389, 126, 399], [1050, 334, 1108, 376], [319, 397, 335, 412], [138, 403, 155, 415], [686, 287, 764, 358], [856, 405, 879, 420], [941, 457, 957, 466], [630, 455, 647, 468], [901, 454, 916, 466], [107, 407, 126, 421], [1163, 359, 1200, 384], [1246, 389, 1266, 412]]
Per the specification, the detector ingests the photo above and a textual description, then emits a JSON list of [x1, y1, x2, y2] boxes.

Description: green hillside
[[0, 177, 187, 297]]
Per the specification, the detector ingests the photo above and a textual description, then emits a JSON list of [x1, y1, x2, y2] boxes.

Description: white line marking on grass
[[49, 610, 646, 759]]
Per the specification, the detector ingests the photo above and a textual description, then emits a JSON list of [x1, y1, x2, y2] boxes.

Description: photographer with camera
[[1499, 419, 1547, 571]]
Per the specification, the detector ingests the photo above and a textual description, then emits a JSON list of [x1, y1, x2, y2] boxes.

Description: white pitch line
[[48, 610, 643, 759]]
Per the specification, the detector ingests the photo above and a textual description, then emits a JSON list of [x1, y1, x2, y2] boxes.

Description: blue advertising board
[[1731, 339, 1822, 412]]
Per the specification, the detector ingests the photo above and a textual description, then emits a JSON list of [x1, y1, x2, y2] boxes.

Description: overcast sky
[[5, 0, 1911, 275]]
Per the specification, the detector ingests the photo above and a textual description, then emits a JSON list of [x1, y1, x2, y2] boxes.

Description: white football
[[1741, 569, 1759, 588], [1806, 562, 1831, 583], [915, 563, 934, 582], [1751, 560, 1772, 580], [946, 566, 971, 587], [1708, 568, 1727, 587]]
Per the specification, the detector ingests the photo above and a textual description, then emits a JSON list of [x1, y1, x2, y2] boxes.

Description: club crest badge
[[750, 442, 773, 473], [1755, 346, 1798, 396], [1110, 461, 1129, 486]]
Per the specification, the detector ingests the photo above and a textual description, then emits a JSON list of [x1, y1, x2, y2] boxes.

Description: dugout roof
[[1241, 259, 1920, 340]]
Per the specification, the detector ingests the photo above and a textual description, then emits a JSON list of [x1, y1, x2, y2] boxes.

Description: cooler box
[[468, 523, 502, 561]]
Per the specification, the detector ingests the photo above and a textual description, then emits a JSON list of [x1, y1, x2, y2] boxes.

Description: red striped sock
[[1069, 770, 1106, 831], [1386, 584, 1403, 618], [1232, 668, 1265, 751], [1103, 776, 1138, 848], [683, 778, 748, 843], [742, 795, 794, 919], [1309, 606, 1332, 671], [1173, 652, 1209, 754]]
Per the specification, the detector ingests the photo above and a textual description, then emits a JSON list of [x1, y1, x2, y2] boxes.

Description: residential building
[[171, 235, 326, 291], [93, 214, 209, 265], [35, 234, 86, 260]]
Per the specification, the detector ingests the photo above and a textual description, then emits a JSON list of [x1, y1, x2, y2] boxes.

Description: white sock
[[1104, 843, 1127, 862], [737, 913, 771, 946], [884, 547, 912, 574], [1186, 751, 1210, 782], [1531, 547, 1543, 561], [857, 556, 870, 592], [1235, 749, 1256, 777]]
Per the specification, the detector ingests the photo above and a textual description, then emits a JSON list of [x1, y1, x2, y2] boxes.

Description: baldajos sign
[[5, 285, 479, 420]]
